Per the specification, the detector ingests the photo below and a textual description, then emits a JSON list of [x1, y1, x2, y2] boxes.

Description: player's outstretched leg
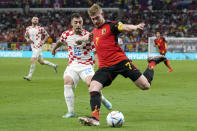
[[164, 59, 173, 72], [101, 95, 112, 110], [42, 60, 58, 73]]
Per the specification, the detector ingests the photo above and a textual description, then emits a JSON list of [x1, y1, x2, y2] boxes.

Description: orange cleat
[[168, 68, 173, 72]]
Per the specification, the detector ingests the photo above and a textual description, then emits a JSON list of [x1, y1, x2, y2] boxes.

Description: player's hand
[[75, 39, 83, 45], [27, 39, 34, 44], [137, 23, 145, 30]]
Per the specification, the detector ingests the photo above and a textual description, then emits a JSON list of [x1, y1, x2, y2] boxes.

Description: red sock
[[149, 61, 156, 69], [92, 106, 99, 120], [164, 59, 172, 69]]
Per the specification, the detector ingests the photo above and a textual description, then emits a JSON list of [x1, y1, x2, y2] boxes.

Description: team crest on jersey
[[102, 28, 106, 34]]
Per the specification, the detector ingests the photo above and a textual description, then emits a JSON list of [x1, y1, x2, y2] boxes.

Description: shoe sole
[[24, 77, 31, 81], [78, 117, 100, 126]]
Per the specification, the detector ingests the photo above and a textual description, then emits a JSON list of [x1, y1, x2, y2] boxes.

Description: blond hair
[[88, 3, 102, 16]]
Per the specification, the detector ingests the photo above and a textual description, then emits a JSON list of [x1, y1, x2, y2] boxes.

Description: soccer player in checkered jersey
[[51, 13, 112, 118], [76, 4, 167, 126], [24, 17, 58, 81], [154, 31, 173, 72]]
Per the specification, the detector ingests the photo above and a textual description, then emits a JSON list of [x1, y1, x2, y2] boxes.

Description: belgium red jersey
[[93, 21, 128, 67], [154, 37, 167, 54]]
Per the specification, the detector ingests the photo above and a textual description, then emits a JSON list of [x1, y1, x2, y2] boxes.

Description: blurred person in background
[[154, 31, 173, 72], [24, 16, 58, 81]]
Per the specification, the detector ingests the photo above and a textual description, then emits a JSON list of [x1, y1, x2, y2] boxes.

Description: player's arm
[[51, 40, 63, 56], [43, 32, 49, 44], [163, 38, 168, 50], [42, 28, 49, 44], [24, 30, 33, 44], [117, 23, 145, 33]]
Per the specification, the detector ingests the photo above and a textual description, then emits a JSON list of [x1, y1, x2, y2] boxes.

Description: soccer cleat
[[24, 76, 31, 81], [147, 55, 166, 69], [53, 64, 58, 73], [147, 55, 166, 64], [102, 99, 112, 110], [78, 116, 100, 126], [168, 68, 173, 72], [62, 112, 77, 118]]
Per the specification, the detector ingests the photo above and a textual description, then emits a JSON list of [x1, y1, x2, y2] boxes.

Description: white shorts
[[63, 63, 95, 88], [32, 48, 42, 59]]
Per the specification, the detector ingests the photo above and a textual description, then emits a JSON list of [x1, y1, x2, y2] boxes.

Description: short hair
[[88, 3, 102, 16], [71, 13, 81, 21], [155, 30, 161, 34]]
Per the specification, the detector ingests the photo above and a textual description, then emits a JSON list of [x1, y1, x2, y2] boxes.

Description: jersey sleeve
[[40, 27, 47, 35], [109, 21, 122, 35], [59, 32, 67, 43], [24, 28, 30, 40]]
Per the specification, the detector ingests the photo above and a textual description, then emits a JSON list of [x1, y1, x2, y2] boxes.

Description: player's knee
[[141, 83, 150, 90], [89, 80, 102, 92], [39, 61, 45, 65], [40, 62, 44, 65], [64, 81, 73, 85]]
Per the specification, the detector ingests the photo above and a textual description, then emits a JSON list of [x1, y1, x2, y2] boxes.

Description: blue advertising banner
[[0, 51, 197, 60]]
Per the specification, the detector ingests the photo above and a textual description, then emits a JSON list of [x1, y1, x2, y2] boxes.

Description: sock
[[143, 68, 154, 84], [90, 91, 101, 120], [64, 85, 74, 114], [148, 61, 156, 69], [28, 64, 35, 77], [43, 60, 56, 67], [101, 95, 107, 104], [164, 59, 171, 69]]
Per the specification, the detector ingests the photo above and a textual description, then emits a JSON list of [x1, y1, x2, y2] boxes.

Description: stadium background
[[0, 0, 196, 58], [0, 0, 197, 131]]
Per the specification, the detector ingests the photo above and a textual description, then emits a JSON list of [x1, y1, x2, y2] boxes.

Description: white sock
[[64, 85, 74, 114], [28, 64, 35, 78], [101, 95, 107, 104], [43, 60, 56, 67]]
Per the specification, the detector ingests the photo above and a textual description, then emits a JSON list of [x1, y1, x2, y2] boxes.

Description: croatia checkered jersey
[[25, 25, 48, 49], [60, 29, 95, 65]]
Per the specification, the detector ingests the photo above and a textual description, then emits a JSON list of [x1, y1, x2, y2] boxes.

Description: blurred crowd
[[0, 0, 196, 10], [0, 0, 197, 52]]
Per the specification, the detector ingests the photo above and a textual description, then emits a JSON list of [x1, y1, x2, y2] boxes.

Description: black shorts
[[92, 59, 142, 87]]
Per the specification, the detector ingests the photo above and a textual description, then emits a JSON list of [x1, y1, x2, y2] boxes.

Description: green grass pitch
[[0, 58, 197, 131]]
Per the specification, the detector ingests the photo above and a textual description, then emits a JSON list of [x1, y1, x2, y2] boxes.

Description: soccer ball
[[106, 111, 125, 127]]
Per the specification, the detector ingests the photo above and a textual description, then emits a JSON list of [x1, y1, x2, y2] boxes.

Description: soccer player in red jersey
[[77, 4, 166, 126], [154, 31, 173, 72]]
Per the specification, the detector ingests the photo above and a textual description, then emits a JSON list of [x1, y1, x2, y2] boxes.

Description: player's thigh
[[63, 67, 80, 88], [92, 68, 117, 88], [121, 60, 142, 82], [80, 66, 95, 86]]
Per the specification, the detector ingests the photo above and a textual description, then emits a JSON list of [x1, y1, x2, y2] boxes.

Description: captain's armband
[[117, 23, 125, 32]]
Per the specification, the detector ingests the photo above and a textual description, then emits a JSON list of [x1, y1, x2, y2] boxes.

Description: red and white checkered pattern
[[60, 29, 95, 65], [25, 25, 48, 49]]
